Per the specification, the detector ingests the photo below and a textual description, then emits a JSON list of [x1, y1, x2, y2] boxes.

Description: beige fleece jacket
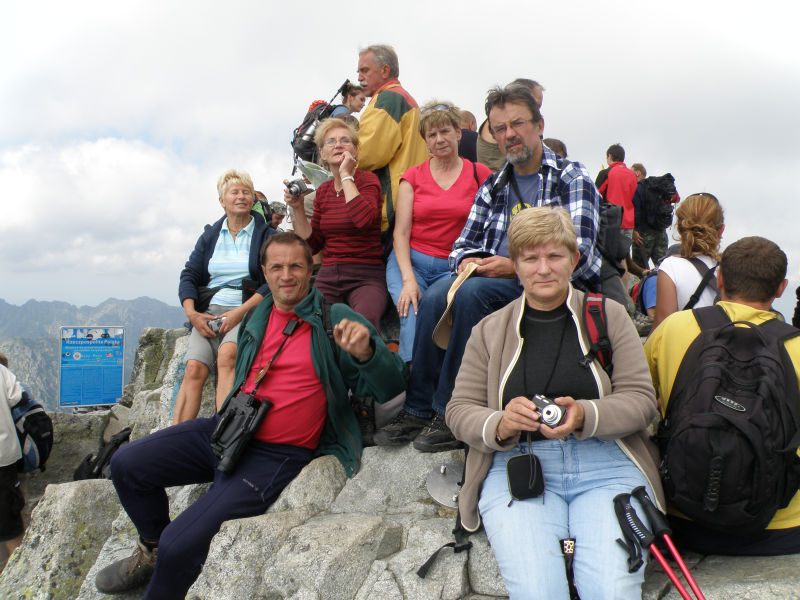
[[445, 286, 664, 532]]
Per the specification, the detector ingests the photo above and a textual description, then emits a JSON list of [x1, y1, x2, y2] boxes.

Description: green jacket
[[230, 288, 407, 476]]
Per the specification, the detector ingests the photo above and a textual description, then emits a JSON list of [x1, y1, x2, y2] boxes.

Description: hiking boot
[[413, 413, 463, 453], [351, 395, 376, 447], [373, 410, 429, 446], [95, 539, 157, 594]]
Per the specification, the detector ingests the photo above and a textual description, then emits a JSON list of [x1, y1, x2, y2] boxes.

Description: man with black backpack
[[632, 172, 679, 269], [644, 236, 800, 555]]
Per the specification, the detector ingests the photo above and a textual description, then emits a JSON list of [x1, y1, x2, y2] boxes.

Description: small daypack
[[12, 385, 54, 473], [73, 427, 132, 480], [655, 305, 800, 535]]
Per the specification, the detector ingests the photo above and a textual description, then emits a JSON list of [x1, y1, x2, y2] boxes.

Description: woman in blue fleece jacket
[[174, 169, 272, 423]]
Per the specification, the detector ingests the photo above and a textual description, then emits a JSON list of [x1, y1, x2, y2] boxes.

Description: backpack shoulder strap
[[471, 160, 479, 185], [580, 293, 613, 376], [692, 304, 730, 330], [683, 258, 719, 310]]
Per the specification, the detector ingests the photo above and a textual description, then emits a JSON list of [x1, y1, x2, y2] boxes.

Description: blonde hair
[[313, 118, 360, 151], [418, 100, 461, 137], [216, 169, 254, 199], [675, 193, 724, 261], [508, 206, 577, 261]]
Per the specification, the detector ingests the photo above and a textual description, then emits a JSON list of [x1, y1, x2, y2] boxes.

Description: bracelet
[[341, 175, 355, 184]]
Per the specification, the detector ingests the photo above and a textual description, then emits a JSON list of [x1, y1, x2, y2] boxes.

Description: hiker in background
[[632, 168, 679, 270], [285, 117, 386, 331], [447, 207, 662, 599], [0, 361, 25, 560], [457, 108, 479, 162], [173, 169, 272, 423], [386, 101, 492, 364], [652, 193, 723, 329], [355, 44, 427, 251], [95, 233, 407, 599], [645, 236, 800, 555], [331, 82, 367, 117], [543, 137, 567, 158], [595, 143, 639, 314], [268, 201, 287, 232]]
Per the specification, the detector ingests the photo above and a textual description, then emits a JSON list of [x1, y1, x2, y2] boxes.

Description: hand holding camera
[[496, 394, 584, 441], [207, 316, 226, 335]]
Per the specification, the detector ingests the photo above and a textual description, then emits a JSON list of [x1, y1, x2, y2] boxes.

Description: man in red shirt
[[595, 144, 639, 311], [95, 233, 406, 599]]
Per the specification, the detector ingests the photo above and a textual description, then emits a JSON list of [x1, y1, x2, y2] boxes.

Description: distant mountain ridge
[[0, 297, 186, 410]]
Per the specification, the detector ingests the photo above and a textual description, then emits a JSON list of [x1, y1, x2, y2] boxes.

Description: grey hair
[[359, 44, 399, 78]]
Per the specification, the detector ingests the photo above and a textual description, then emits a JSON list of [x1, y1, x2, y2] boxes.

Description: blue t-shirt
[[641, 272, 657, 311], [497, 172, 540, 258]]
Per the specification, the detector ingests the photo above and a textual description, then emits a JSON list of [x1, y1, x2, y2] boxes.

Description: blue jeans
[[478, 437, 653, 600], [404, 275, 521, 418], [385, 249, 452, 362]]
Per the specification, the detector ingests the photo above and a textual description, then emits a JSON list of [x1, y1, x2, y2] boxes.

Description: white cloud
[[1, 0, 799, 309]]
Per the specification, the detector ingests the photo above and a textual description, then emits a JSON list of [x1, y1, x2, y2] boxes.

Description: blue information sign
[[59, 326, 125, 407]]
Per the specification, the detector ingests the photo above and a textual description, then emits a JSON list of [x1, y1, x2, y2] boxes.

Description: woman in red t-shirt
[[387, 101, 492, 362], [285, 118, 386, 330]]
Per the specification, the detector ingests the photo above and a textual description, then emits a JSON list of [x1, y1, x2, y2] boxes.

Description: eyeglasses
[[420, 103, 453, 114], [490, 118, 534, 138], [323, 137, 353, 147]]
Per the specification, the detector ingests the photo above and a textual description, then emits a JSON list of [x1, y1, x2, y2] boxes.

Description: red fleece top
[[243, 308, 327, 448], [598, 162, 638, 229]]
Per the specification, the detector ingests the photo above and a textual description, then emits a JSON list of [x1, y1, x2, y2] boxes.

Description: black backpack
[[73, 427, 132, 480], [655, 305, 800, 535], [291, 101, 336, 163], [641, 173, 677, 230]]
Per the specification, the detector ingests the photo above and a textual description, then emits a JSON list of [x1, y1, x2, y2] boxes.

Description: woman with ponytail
[[652, 193, 724, 329]]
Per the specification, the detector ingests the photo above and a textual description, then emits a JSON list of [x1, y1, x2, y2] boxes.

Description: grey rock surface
[[0, 480, 120, 600], [2, 325, 799, 600]]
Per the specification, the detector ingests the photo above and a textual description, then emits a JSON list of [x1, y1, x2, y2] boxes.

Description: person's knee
[[109, 442, 137, 484], [418, 276, 453, 314], [184, 359, 210, 382], [216, 344, 236, 372]]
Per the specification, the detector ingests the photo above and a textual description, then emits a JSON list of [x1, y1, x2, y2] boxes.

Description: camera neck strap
[[250, 317, 300, 394]]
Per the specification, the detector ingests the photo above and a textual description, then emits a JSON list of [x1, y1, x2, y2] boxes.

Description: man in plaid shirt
[[374, 84, 602, 452]]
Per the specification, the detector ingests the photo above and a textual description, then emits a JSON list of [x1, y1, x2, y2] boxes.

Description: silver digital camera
[[531, 394, 567, 428]]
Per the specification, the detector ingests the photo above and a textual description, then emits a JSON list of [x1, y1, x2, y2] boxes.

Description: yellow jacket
[[357, 79, 427, 233]]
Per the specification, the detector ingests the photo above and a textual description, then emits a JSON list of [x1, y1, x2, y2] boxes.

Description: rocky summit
[[1, 327, 799, 599]]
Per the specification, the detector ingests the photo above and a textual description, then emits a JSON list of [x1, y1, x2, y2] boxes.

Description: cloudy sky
[[2, 1, 799, 315]]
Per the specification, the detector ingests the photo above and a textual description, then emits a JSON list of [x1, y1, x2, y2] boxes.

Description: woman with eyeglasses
[[652, 193, 724, 329], [386, 101, 492, 363], [285, 117, 386, 330]]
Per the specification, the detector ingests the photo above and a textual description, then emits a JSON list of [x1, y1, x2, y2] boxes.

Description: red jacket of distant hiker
[[596, 162, 638, 229]]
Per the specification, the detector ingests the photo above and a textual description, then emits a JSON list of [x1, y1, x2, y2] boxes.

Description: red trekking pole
[[613, 493, 702, 600], [631, 486, 706, 600]]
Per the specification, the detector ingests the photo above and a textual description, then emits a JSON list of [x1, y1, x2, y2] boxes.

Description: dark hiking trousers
[[109, 416, 312, 600]]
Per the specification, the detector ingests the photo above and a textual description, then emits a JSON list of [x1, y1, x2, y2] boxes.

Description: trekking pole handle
[[613, 493, 655, 547], [631, 486, 671, 537]]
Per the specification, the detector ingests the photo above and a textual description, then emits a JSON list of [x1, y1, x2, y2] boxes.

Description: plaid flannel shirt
[[449, 145, 602, 291]]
